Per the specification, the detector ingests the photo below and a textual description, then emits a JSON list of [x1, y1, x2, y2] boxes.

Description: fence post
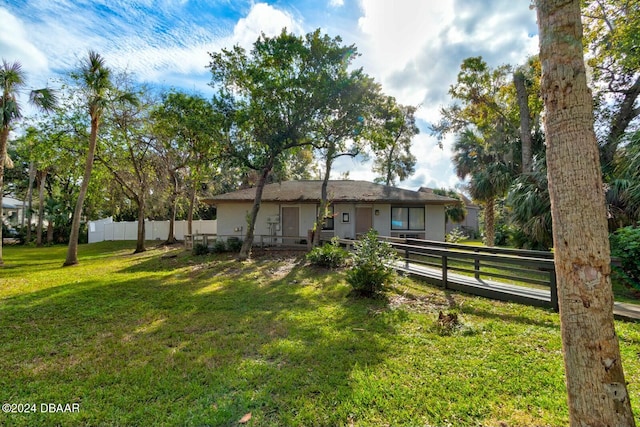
[[405, 246, 409, 268], [550, 268, 559, 312], [474, 248, 480, 280], [442, 255, 448, 289]]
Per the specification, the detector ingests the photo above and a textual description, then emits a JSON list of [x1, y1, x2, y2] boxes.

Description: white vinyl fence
[[88, 217, 217, 243]]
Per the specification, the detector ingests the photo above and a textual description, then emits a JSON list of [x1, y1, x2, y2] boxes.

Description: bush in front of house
[[346, 229, 398, 297], [193, 243, 209, 256], [210, 239, 227, 254], [225, 237, 243, 253], [306, 237, 350, 268], [610, 226, 640, 289]]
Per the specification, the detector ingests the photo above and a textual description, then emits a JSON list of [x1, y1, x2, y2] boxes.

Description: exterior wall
[[425, 205, 446, 241], [333, 203, 355, 239], [216, 202, 280, 240], [372, 203, 391, 236], [216, 201, 449, 243], [445, 206, 480, 236]]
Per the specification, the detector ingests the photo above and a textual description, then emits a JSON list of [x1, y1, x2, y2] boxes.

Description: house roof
[[205, 180, 457, 205], [2, 196, 22, 210], [418, 187, 480, 209]]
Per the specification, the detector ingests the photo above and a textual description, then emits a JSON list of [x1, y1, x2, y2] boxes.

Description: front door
[[355, 207, 373, 237], [281, 207, 299, 238]]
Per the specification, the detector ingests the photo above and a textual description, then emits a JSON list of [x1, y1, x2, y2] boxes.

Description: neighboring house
[[1, 196, 24, 228], [418, 188, 480, 237], [447, 193, 480, 237], [204, 180, 457, 243]]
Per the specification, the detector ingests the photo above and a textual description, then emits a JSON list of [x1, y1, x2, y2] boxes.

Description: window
[[391, 207, 425, 230]]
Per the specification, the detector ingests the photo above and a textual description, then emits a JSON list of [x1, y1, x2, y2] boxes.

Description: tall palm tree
[[1, 59, 56, 266], [452, 128, 513, 246], [536, 0, 635, 423], [64, 51, 113, 266]]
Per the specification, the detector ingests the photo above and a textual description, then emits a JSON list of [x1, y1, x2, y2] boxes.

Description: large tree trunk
[[483, 196, 495, 247], [187, 184, 196, 236], [134, 195, 146, 254], [313, 149, 335, 248], [238, 164, 272, 261], [0, 125, 8, 266], [165, 170, 178, 244], [514, 71, 533, 174], [601, 75, 640, 172], [65, 116, 99, 266], [36, 170, 47, 247], [536, 0, 635, 425], [46, 222, 54, 245]]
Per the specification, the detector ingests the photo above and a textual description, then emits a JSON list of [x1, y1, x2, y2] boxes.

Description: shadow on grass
[[0, 252, 405, 426]]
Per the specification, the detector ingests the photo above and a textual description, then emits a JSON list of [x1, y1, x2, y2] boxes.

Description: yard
[[1, 242, 639, 426]]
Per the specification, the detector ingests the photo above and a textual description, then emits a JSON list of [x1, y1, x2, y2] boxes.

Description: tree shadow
[[0, 254, 408, 426]]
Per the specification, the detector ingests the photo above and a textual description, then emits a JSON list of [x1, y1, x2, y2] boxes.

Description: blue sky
[[1, 0, 539, 191]]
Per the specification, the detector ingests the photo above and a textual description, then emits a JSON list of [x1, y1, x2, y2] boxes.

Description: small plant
[[307, 237, 349, 268], [435, 310, 461, 336], [210, 239, 227, 254], [610, 226, 640, 290], [193, 243, 209, 256], [346, 229, 398, 297], [445, 227, 468, 243], [225, 237, 243, 253]]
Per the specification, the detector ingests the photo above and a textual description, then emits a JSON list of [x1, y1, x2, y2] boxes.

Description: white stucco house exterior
[[204, 180, 457, 244]]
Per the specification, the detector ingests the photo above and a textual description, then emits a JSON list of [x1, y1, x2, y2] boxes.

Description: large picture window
[[391, 207, 425, 230]]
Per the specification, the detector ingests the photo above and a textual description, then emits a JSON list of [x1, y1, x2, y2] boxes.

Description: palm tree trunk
[[483, 196, 495, 247], [46, 222, 54, 244], [25, 162, 36, 243], [537, 0, 635, 424], [0, 126, 8, 266], [36, 170, 47, 247], [514, 71, 532, 174], [64, 116, 99, 266]]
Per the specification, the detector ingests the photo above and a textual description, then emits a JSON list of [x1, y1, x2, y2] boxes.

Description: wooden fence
[[379, 237, 559, 310]]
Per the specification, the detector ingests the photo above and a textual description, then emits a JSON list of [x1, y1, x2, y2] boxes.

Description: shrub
[[306, 237, 349, 268], [610, 226, 640, 289], [210, 239, 227, 254], [193, 243, 209, 256], [346, 230, 398, 297], [225, 237, 243, 253], [445, 227, 468, 243]]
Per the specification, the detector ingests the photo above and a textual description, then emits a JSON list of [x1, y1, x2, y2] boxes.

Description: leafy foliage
[[346, 230, 398, 296], [225, 237, 243, 253], [306, 237, 349, 268], [445, 227, 468, 243], [610, 226, 640, 289], [193, 243, 209, 256]]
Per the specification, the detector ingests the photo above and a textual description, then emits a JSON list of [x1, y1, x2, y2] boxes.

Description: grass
[[1, 242, 640, 426]]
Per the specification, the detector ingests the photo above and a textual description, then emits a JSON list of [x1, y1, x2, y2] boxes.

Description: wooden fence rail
[[379, 237, 560, 310]]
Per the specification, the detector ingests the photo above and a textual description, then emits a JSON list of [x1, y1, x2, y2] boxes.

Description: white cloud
[[0, 8, 49, 78], [229, 3, 304, 51], [329, 0, 345, 7]]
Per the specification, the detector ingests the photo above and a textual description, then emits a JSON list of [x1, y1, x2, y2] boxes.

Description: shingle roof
[[205, 180, 457, 205]]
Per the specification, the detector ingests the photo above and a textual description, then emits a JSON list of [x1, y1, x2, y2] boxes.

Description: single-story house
[[2, 196, 24, 228], [203, 180, 457, 243]]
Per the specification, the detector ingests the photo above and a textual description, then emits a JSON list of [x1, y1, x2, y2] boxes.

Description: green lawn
[[1, 242, 640, 426]]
